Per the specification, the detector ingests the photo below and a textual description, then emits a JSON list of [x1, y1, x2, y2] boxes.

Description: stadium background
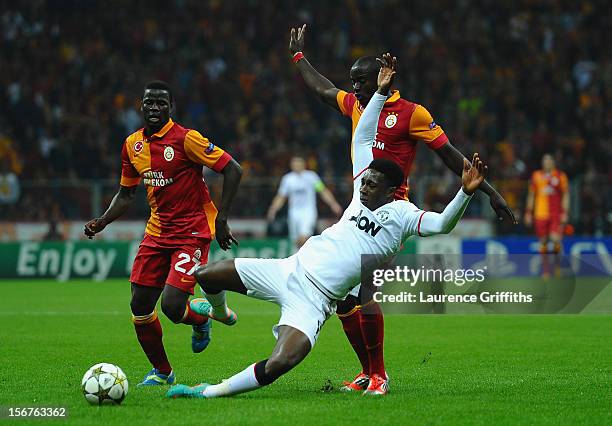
[[0, 1, 610, 423], [1, 0, 610, 234]]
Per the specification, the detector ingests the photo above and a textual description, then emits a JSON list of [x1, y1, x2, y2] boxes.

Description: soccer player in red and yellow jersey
[[84, 81, 242, 386], [524, 154, 569, 277], [289, 24, 517, 395]]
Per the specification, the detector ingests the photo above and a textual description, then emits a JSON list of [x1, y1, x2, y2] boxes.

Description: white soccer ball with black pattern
[[81, 363, 128, 405]]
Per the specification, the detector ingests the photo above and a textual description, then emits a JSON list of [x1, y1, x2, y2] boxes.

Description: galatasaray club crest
[[164, 146, 174, 161], [385, 113, 397, 128], [193, 248, 202, 261], [134, 141, 143, 154]]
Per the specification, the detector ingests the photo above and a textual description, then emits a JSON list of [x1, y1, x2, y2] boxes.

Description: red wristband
[[292, 51, 305, 64]]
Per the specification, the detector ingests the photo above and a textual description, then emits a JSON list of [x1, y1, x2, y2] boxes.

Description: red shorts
[[534, 217, 562, 238], [130, 234, 211, 294]]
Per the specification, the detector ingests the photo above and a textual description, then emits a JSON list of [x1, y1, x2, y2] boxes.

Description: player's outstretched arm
[[289, 24, 340, 111], [418, 153, 486, 236], [84, 185, 137, 238], [351, 53, 396, 177], [433, 142, 517, 224], [267, 194, 287, 221], [216, 158, 243, 250], [318, 186, 343, 217]]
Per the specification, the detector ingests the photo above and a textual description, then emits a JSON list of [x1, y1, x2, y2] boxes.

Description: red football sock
[[133, 311, 171, 375], [540, 243, 550, 276], [180, 303, 208, 326], [338, 308, 369, 375], [360, 301, 386, 377]]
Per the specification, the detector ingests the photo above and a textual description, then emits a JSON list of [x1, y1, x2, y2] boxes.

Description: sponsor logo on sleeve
[[429, 121, 437, 130], [205, 143, 215, 154]]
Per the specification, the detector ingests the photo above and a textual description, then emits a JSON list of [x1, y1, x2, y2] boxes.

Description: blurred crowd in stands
[[0, 0, 610, 235]]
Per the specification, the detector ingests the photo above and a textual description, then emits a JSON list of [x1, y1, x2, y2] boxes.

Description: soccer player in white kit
[[267, 156, 343, 248], [166, 54, 487, 399]]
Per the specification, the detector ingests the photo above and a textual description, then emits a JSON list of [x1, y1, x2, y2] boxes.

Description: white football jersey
[[297, 192, 425, 299], [278, 170, 322, 216], [297, 92, 471, 299]]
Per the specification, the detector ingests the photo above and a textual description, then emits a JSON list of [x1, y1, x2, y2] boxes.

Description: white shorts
[[234, 255, 336, 348], [288, 211, 317, 242]]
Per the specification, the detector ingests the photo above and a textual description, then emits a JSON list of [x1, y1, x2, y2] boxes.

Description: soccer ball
[[81, 363, 128, 405]]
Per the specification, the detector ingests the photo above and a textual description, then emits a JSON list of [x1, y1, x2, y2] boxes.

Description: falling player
[[267, 155, 343, 249], [288, 24, 517, 394], [84, 81, 242, 386], [166, 54, 486, 399], [524, 154, 569, 277]]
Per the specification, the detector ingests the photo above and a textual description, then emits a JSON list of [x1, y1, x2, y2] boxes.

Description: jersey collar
[[145, 118, 174, 140], [385, 90, 400, 104], [357, 90, 400, 111]]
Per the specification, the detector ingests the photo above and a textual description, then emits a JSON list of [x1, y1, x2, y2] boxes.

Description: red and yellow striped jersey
[[529, 169, 568, 220], [337, 90, 448, 200], [120, 119, 231, 240]]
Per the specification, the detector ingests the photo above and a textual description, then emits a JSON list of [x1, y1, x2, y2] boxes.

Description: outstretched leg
[[167, 325, 311, 398]]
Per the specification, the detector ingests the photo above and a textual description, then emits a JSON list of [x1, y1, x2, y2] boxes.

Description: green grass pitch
[[0, 279, 610, 425]]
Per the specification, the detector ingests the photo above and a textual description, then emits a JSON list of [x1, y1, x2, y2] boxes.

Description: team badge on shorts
[[385, 113, 398, 128], [134, 141, 144, 154], [376, 210, 390, 223], [164, 146, 174, 161], [193, 248, 202, 261]]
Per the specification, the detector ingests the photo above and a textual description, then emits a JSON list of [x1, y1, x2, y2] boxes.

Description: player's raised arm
[[352, 54, 396, 179], [414, 153, 486, 236], [289, 24, 340, 111]]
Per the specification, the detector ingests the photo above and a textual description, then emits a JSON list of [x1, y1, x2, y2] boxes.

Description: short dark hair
[[352, 56, 380, 76], [368, 159, 404, 189], [144, 80, 173, 102]]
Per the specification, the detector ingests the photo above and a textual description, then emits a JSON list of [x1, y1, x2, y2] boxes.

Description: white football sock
[[204, 290, 229, 318], [202, 363, 261, 398]]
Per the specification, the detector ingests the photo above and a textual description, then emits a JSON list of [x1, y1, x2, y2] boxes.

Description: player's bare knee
[[160, 298, 184, 323], [195, 264, 213, 290], [130, 295, 155, 316], [195, 260, 230, 293]]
